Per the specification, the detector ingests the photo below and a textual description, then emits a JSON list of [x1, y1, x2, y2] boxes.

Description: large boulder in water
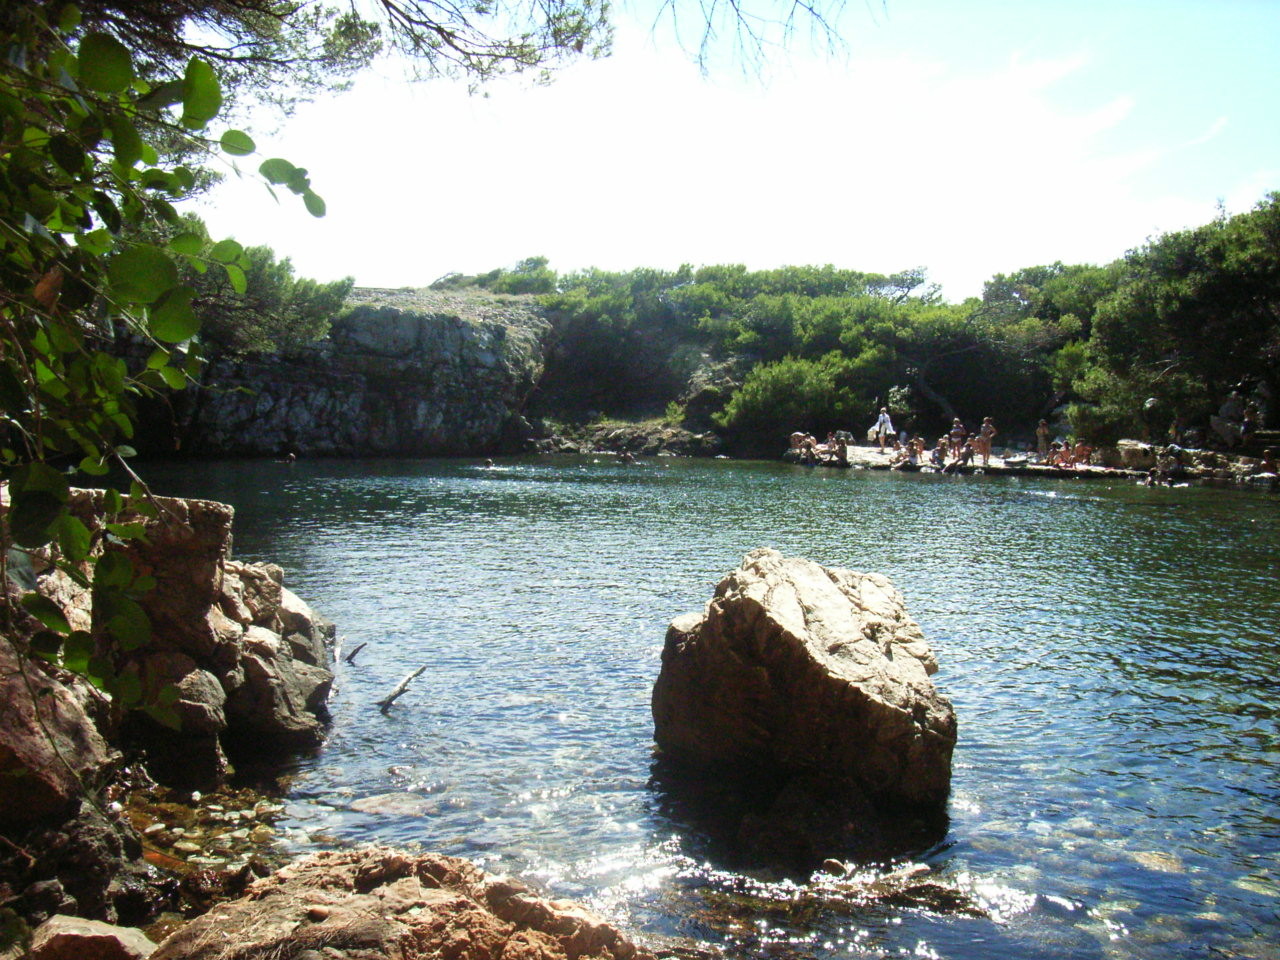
[[652, 549, 956, 810]]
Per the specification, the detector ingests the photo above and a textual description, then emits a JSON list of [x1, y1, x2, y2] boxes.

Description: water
[[143, 456, 1280, 959]]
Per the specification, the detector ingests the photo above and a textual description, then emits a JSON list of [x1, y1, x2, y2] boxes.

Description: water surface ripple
[[147, 457, 1280, 960]]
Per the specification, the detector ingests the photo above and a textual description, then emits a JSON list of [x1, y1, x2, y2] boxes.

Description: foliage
[[715, 353, 863, 455], [164, 217, 353, 353], [1067, 195, 1280, 436], [0, 4, 318, 722]]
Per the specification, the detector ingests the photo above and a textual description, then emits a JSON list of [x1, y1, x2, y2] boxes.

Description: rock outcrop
[[151, 847, 652, 960], [0, 640, 116, 825], [651, 550, 955, 868], [1, 488, 337, 932], [31, 491, 337, 786], [653, 548, 955, 808], [530, 420, 723, 457], [147, 288, 550, 457]]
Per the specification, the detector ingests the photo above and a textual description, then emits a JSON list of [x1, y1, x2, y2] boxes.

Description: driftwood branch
[[344, 641, 368, 664], [377, 665, 427, 714]]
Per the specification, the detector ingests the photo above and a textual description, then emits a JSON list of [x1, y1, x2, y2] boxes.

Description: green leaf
[[78, 455, 110, 477], [59, 5, 83, 33], [113, 670, 144, 707], [103, 489, 123, 515], [76, 228, 114, 255], [9, 494, 62, 547], [146, 348, 170, 370], [94, 551, 134, 589], [56, 514, 92, 563], [9, 464, 70, 548], [128, 481, 157, 518], [49, 135, 87, 176], [108, 246, 177, 304], [63, 632, 94, 675], [285, 168, 310, 195], [105, 521, 147, 541], [167, 233, 203, 256], [220, 129, 255, 156], [303, 190, 326, 218], [20, 594, 71, 634], [143, 702, 182, 731], [106, 597, 150, 651], [137, 80, 184, 112], [258, 158, 297, 185], [209, 238, 243, 264], [78, 32, 133, 94], [180, 58, 222, 129], [159, 365, 186, 390], [149, 286, 199, 343], [107, 115, 143, 169], [30, 630, 63, 662], [223, 262, 247, 295]]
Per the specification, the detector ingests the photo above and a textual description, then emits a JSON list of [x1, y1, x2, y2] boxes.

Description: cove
[[143, 455, 1280, 960]]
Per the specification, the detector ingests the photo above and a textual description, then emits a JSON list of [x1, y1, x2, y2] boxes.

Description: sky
[[195, 0, 1280, 300]]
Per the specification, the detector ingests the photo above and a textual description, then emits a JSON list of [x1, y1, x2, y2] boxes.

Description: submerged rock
[[151, 847, 652, 960], [651, 549, 955, 868]]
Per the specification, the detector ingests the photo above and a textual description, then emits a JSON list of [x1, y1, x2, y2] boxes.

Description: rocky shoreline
[[3, 493, 963, 957], [788, 438, 1279, 489]]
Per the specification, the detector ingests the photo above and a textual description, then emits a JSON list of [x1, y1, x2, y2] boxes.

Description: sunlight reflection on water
[[146, 456, 1280, 960]]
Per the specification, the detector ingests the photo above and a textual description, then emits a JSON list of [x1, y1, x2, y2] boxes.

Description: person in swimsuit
[[978, 417, 998, 466]]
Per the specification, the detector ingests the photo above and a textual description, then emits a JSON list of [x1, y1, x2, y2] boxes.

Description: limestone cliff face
[[162, 288, 551, 457]]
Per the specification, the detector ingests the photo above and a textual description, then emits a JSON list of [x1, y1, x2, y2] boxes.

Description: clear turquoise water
[[145, 456, 1280, 959]]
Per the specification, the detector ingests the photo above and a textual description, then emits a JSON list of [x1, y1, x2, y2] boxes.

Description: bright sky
[[195, 0, 1280, 300]]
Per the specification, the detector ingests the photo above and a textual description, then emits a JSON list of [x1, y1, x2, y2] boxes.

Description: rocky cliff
[[153, 288, 551, 457]]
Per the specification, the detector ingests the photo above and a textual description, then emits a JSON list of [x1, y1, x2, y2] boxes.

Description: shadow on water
[[647, 755, 950, 879]]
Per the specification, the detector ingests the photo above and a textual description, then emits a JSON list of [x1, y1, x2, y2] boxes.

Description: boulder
[[2, 801, 149, 926], [1114, 439, 1157, 470], [224, 636, 332, 747], [652, 549, 955, 809], [0, 642, 115, 825], [274, 587, 331, 666], [29, 915, 155, 960], [151, 847, 651, 960]]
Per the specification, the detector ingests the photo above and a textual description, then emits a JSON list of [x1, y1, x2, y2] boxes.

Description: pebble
[[228, 829, 250, 840], [250, 826, 274, 844], [173, 840, 202, 854], [306, 905, 331, 921], [143, 823, 167, 836], [170, 827, 186, 836], [240, 810, 256, 821]]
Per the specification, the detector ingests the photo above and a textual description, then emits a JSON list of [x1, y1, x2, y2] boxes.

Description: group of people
[[789, 410, 1105, 474], [881, 414, 1000, 471]]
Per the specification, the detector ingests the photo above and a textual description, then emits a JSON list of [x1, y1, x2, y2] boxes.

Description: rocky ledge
[[149, 288, 551, 458], [652, 549, 956, 867], [530, 419, 723, 457]]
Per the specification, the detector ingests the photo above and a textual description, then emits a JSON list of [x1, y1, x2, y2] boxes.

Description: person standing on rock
[[1036, 419, 1051, 457], [978, 417, 998, 466], [873, 407, 894, 452]]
